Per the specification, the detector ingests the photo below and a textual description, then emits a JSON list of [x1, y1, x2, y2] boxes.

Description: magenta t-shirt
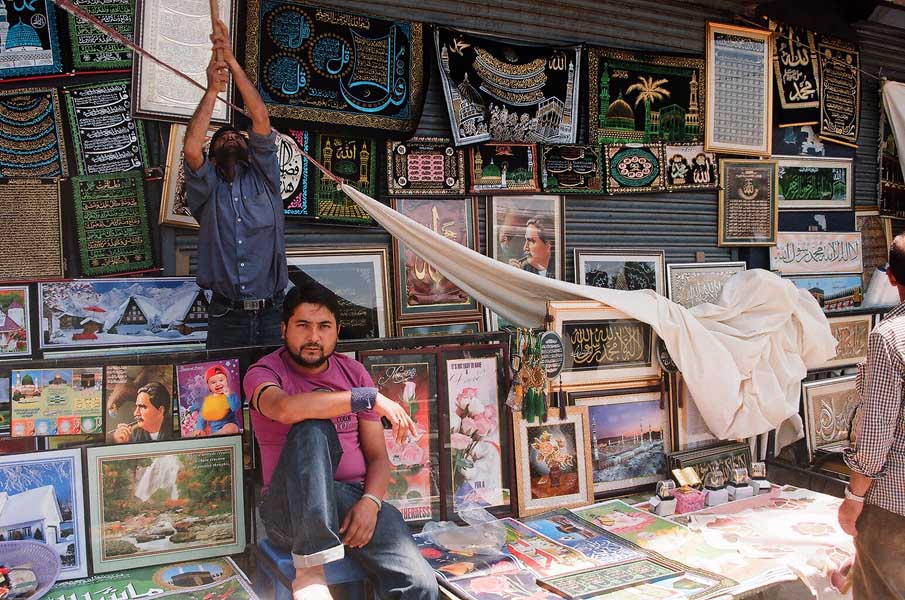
[[243, 348, 380, 488]]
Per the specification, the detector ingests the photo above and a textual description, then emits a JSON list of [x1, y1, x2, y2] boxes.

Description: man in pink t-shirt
[[245, 281, 437, 600]]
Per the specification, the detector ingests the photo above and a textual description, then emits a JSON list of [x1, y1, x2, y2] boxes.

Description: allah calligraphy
[[0, 88, 68, 177], [818, 37, 860, 147], [771, 23, 819, 116], [0, 0, 61, 78], [313, 133, 376, 225], [662, 144, 718, 191], [541, 144, 603, 193], [666, 262, 747, 309], [388, 138, 465, 196], [776, 157, 852, 210], [802, 375, 857, 458], [718, 159, 778, 246], [818, 314, 871, 370], [769, 232, 862, 276], [68, 0, 134, 70]]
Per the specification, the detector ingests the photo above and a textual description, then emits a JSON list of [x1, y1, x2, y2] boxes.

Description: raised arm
[[212, 19, 270, 136]]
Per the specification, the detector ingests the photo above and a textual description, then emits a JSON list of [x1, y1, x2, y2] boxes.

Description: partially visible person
[[113, 383, 176, 443], [838, 234, 905, 599], [510, 216, 554, 278]]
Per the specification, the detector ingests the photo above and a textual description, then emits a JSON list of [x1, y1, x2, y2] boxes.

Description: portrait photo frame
[[573, 249, 665, 295], [802, 375, 857, 460], [776, 157, 853, 211], [665, 261, 747, 309], [718, 159, 779, 246], [488, 195, 564, 281]]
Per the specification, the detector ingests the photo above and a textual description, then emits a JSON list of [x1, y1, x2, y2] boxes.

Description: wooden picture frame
[[667, 441, 752, 482], [547, 301, 660, 388], [665, 262, 747, 309], [538, 558, 682, 599], [719, 159, 778, 246], [776, 157, 853, 211], [856, 208, 888, 290], [513, 406, 594, 517], [802, 375, 858, 459], [488, 195, 564, 281], [399, 319, 484, 338], [704, 22, 773, 156], [159, 124, 217, 229], [0, 285, 32, 360], [469, 143, 540, 194], [770, 231, 863, 276], [573, 249, 665, 295], [673, 381, 718, 452]]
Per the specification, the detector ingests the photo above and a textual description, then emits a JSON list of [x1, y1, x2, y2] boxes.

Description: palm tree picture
[[626, 76, 670, 136]]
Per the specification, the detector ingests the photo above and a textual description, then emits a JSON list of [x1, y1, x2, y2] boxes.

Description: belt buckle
[[242, 299, 263, 312]]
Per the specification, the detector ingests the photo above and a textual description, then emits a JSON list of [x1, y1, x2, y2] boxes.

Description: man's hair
[[209, 125, 241, 150], [136, 382, 171, 411], [282, 278, 342, 324], [890, 234, 905, 284], [525, 216, 551, 244]]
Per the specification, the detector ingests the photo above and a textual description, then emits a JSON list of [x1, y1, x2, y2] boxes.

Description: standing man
[[184, 20, 287, 349], [510, 216, 554, 278], [244, 282, 437, 600], [839, 234, 905, 599]]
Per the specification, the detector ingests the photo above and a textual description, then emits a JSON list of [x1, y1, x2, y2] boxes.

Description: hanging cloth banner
[[881, 80, 905, 216], [434, 27, 582, 147], [771, 22, 820, 126], [818, 37, 861, 147]]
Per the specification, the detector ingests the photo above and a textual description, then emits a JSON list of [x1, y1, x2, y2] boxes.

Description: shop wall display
[[286, 247, 391, 340], [573, 249, 665, 294], [499, 517, 598, 577], [662, 144, 718, 191], [604, 143, 665, 194], [771, 23, 819, 123], [388, 138, 465, 196], [275, 129, 307, 214], [588, 48, 704, 146], [817, 37, 860, 147], [775, 157, 852, 210], [0, 449, 87, 579], [104, 364, 176, 443], [67, 0, 135, 70], [399, 319, 483, 337], [0, 179, 63, 280], [547, 301, 659, 387], [72, 172, 154, 277], [802, 375, 857, 459], [86, 437, 245, 573], [769, 231, 863, 275], [541, 144, 603, 194], [391, 198, 480, 325], [360, 350, 438, 522], [675, 383, 719, 451], [159, 124, 217, 229], [176, 359, 243, 438], [311, 133, 375, 224], [523, 509, 645, 565], [704, 22, 773, 156], [856, 209, 887, 288], [786, 274, 863, 313], [718, 159, 778, 246], [38, 278, 208, 350], [0, 89, 67, 177], [133, 0, 235, 123], [666, 262, 746, 309], [434, 28, 581, 146], [569, 389, 669, 493], [0, 0, 61, 78], [64, 80, 149, 176], [488, 195, 563, 280], [667, 442, 752, 482], [10, 367, 102, 437], [470, 143, 541, 194], [513, 406, 593, 516], [538, 559, 682, 598], [0, 286, 31, 360], [246, 0, 424, 132]]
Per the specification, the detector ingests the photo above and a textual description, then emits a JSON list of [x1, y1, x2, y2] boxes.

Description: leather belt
[[211, 292, 281, 312]]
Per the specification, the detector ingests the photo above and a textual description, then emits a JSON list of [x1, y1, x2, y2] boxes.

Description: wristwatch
[[844, 486, 865, 503]]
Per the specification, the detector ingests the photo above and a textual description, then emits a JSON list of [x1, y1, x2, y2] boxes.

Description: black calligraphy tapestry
[[388, 137, 465, 196], [541, 144, 603, 194], [0, 88, 67, 177], [313, 133, 375, 225], [818, 38, 860, 147], [72, 172, 154, 276], [0, 0, 62, 79], [68, 0, 135, 70], [64, 80, 148, 176], [589, 47, 704, 146], [662, 143, 718, 191], [434, 28, 581, 147], [772, 23, 819, 126], [282, 128, 312, 218], [245, 0, 425, 133]]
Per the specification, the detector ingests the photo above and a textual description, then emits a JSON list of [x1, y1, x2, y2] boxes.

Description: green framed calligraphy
[[538, 559, 682, 598], [541, 144, 603, 194], [313, 133, 376, 225], [776, 157, 852, 210], [68, 0, 135, 70]]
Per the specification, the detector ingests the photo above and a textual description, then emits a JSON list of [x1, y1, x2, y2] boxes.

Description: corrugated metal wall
[[166, 0, 905, 284]]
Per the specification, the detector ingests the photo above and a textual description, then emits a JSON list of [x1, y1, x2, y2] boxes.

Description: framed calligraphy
[[547, 301, 660, 388], [776, 156, 852, 210], [488, 195, 563, 280], [0, 0, 62, 79], [818, 37, 860, 148], [399, 319, 483, 338], [662, 144, 718, 191], [132, 0, 236, 123], [771, 23, 820, 123], [573, 249, 665, 295], [802, 375, 857, 459], [604, 143, 665, 194], [68, 0, 135, 70], [718, 159, 778, 246], [0, 88, 68, 177], [541, 144, 604, 194], [816, 314, 871, 371], [705, 23, 773, 156], [786, 274, 863, 313], [856, 208, 887, 289], [667, 442, 752, 483], [665, 262, 747, 309], [0, 179, 64, 280], [312, 133, 375, 225], [769, 231, 863, 275], [391, 198, 481, 327], [673, 382, 718, 451], [159, 124, 217, 229], [469, 143, 541, 194], [283, 128, 312, 218], [0, 286, 31, 360], [388, 138, 465, 196]]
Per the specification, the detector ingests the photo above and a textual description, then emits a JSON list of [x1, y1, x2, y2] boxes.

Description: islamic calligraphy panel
[[0, 179, 63, 280], [776, 157, 852, 210], [818, 38, 860, 147], [856, 209, 887, 288], [541, 144, 603, 194], [817, 314, 871, 370], [387, 138, 465, 196], [769, 231, 862, 276], [604, 143, 664, 194], [665, 262, 747, 309], [312, 133, 376, 225], [469, 143, 540, 194], [279, 129, 310, 218], [718, 159, 778, 246], [802, 375, 857, 459], [662, 144, 718, 191], [667, 442, 752, 483], [0, 88, 68, 177], [771, 23, 820, 121], [0, 0, 62, 79], [68, 0, 135, 70]]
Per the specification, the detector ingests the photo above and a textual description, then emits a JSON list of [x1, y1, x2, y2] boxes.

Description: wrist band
[[350, 387, 377, 413], [845, 486, 865, 503], [362, 493, 382, 510]]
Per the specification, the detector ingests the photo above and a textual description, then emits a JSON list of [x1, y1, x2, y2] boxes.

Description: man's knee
[[287, 419, 339, 450]]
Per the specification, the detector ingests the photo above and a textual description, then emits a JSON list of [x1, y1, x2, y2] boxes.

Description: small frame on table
[[667, 441, 752, 483]]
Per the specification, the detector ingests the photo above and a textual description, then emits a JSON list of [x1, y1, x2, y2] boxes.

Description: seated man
[[244, 282, 438, 600]]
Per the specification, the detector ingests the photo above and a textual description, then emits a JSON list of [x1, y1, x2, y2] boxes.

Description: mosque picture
[[469, 143, 541, 194], [590, 49, 705, 145], [0, 0, 61, 77]]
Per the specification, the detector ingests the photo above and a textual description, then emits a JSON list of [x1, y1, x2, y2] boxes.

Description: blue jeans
[[259, 420, 438, 600], [206, 294, 283, 349]]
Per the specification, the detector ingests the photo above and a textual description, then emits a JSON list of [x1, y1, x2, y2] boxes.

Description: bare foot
[[292, 566, 332, 600]]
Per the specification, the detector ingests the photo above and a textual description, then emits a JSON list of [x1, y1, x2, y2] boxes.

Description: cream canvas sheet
[[882, 80, 905, 181]]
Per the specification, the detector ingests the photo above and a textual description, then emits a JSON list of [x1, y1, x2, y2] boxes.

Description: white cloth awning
[[883, 80, 905, 181]]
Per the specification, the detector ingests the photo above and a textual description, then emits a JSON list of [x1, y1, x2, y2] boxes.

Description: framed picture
[[604, 143, 665, 194], [538, 558, 682, 599], [523, 508, 645, 566], [286, 247, 392, 340], [776, 157, 853, 211], [704, 22, 773, 156], [469, 143, 540, 194], [0, 285, 31, 360], [38, 278, 208, 350], [132, 0, 236, 123], [67, 0, 135, 70], [176, 359, 243, 438], [0, 179, 64, 281], [498, 517, 597, 577], [388, 138, 466, 196], [786, 274, 863, 313], [513, 406, 593, 517], [312, 133, 376, 225], [391, 198, 481, 323], [399, 319, 484, 338], [0, 449, 88, 579], [568, 388, 669, 493], [10, 367, 103, 437], [674, 382, 718, 451], [547, 301, 660, 388], [856, 209, 888, 289], [667, 441, 752, 482], [541, 144, 604, 194], [0, 0, 62, 79], [86, 436, 245, 573], [450, 570, 561, 600], [440, 345, 510, 516], [802, 375, 857, 459], [718, 159, 778, 246], [572, 498, 687, 546], [573, 249, 665, 295], [160, 124, 217, 228], [662, 144, 719, 191], [818, 37, 860, 147], [105, 364, 177, 443], [770, 231, 863, 276], [360, 350, 440, 522], [666, 262, 746, 309], [488, 195, 563, 280]]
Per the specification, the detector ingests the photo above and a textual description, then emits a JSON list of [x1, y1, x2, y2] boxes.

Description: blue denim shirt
[[185, 128, 287, 300]]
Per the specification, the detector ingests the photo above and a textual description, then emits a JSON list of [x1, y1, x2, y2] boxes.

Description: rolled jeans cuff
[[291, 544, 345, 568], [351, 387, 377, 413]]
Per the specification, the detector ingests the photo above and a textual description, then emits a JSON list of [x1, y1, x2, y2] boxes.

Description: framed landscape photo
[[86, 436, 245, 573], [574, 249, 665, 295], [488, 195, 564, 280], [666, 262, 747, 309], [718, 159, 778, 246], [776, 157, 853, 211], [286, 247, 392, 340], [802, 375, 857, 459], [770, 231, 862, 276]]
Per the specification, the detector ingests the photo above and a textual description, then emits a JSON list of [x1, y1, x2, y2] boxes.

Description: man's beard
[[213, 143, 248, 165], [286, 343, 333, 369]]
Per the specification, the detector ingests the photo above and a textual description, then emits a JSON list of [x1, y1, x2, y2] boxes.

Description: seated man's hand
[[339, 498, 378, 548], [374, 393, 417, 444]]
